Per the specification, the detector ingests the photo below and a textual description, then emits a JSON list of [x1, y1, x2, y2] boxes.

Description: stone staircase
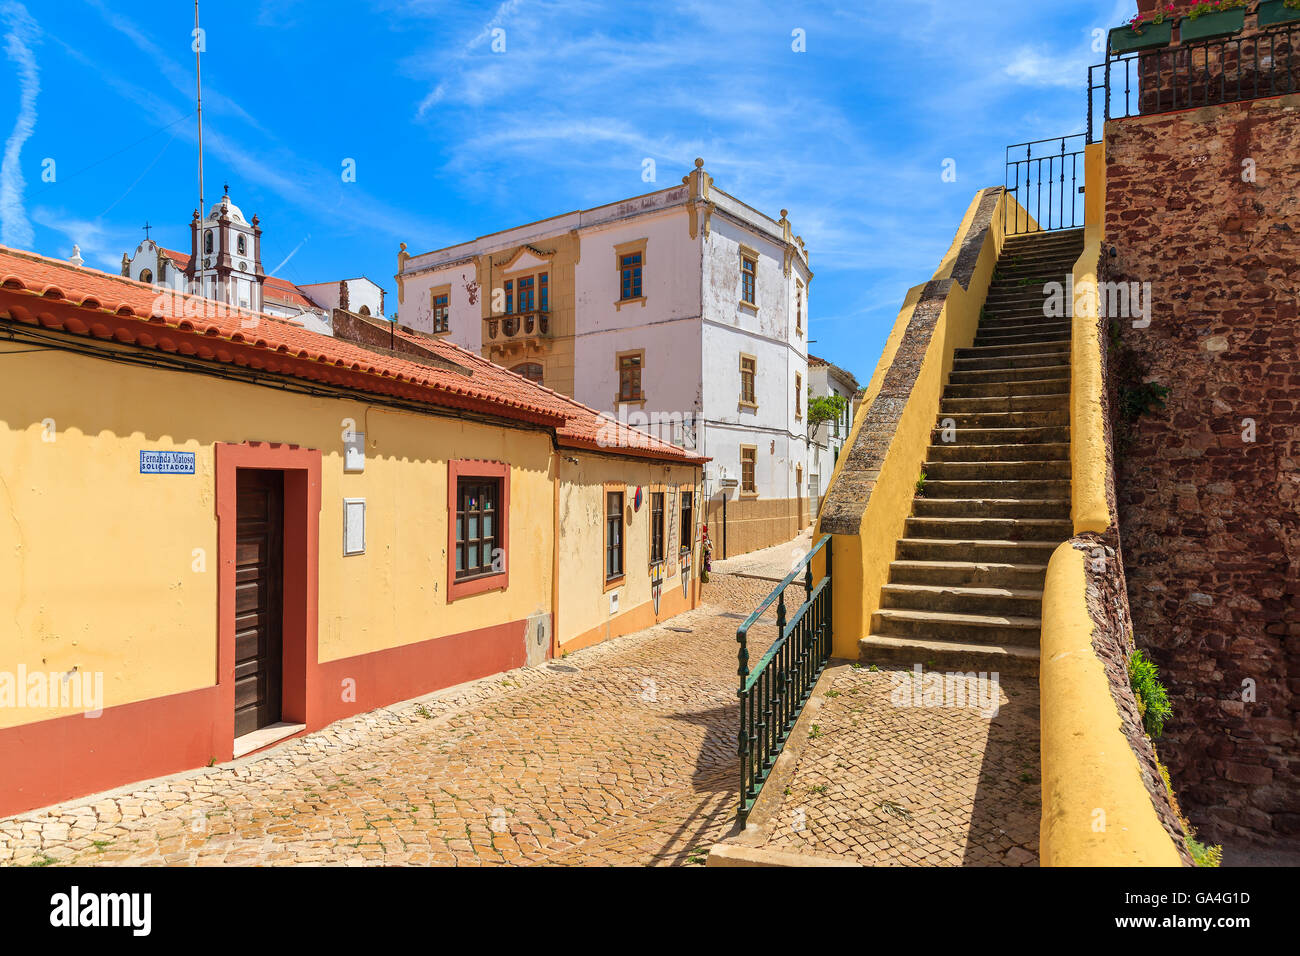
[[859, 228, 1084, 675]]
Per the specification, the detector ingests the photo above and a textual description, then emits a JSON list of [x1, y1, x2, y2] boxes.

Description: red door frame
[[215, 442, 321, 754]]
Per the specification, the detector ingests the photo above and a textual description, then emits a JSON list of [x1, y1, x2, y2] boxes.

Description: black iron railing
[[1088, 21, 1300, 142], [1003, 135, 1086, 236], [736, 534, 833, 822]]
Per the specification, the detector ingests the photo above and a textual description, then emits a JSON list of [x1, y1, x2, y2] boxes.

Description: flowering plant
[[1187, 0, 1245, 18], [1127, 3, 1176, 31]]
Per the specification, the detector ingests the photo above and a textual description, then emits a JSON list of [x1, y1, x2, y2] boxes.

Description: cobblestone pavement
[[712, 528, 812, 581], [1, 574, 782, 868], [744, 663, 1041, 866]]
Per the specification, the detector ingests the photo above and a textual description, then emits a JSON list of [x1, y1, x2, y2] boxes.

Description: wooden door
[[234, 469, 284, 738]]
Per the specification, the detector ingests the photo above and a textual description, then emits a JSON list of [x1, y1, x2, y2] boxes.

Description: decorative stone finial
[[780, 209, 788, 219], [69, 245, 83, 267], [694, 157, 704, 168]]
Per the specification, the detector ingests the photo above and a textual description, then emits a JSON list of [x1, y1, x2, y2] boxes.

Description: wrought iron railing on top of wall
[[1088, 20, 1300, 143], [1003, 135, 1086, 236]]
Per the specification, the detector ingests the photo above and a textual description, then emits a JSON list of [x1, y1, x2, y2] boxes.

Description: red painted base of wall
[[0, 618, 532, 819]]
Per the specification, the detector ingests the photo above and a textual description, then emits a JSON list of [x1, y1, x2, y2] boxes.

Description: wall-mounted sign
[[343, 498, 366, 555], [634, 486, 643, 511], [139, 450, 195, 475]]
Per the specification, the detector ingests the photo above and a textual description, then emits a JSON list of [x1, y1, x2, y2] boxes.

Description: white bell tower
[[186, 184, 265, 312]]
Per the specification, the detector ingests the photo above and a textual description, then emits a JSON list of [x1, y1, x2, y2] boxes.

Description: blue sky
[[0, 0, 1133, 383]]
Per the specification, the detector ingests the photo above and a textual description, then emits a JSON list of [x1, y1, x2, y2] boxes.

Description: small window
[[204, 230, 213, 254], [741, 256, 757, 305], [606, 490, 625, 581], [504, 279, 514, 315], [649, 491, 665, 565], [359, 305, 371, 316], [512, 362, 543, 384], [796, 281, 803, 336], [739, 355, 756, 405], [237, 235, 247, 255], [618, 352, 643, 403], [431, 291, 450, 332], [517, 274, 535, 313], [795, 373, 802, 420], [139, 268, 153, 284], [679, 490, 693, 553], [539, 273, 549, 312], [620, 252, 643, 301], [455, 478, 501, 581], [741, 446, 757, 494]]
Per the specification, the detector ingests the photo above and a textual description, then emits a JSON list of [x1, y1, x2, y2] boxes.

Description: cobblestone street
[[733, 662, 1041, 866], [2, 575, 779, 867]]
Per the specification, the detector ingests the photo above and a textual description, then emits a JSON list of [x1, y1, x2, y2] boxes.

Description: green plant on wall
[[1157, 759, 1223, 867], [1109, 318, 1170, 460], [1129, 648, 1173, 738], [914, 470, 927, 497]]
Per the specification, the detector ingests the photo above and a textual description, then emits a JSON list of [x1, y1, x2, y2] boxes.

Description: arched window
[[358, 305, 371, 316], [139, 269, 153, 284], [204, 230, 213, 254], [512, 362, 543, 384], [237, 235, 246, 255]]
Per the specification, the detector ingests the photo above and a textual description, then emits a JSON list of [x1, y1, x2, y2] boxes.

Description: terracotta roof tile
[[0, 245, 703, 464]]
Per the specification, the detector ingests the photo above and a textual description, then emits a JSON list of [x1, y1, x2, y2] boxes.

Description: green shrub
[[1129, 648, 1173, 737]]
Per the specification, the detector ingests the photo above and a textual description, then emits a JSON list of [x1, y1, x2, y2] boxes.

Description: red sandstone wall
[[1104, 94, 1300, 844]]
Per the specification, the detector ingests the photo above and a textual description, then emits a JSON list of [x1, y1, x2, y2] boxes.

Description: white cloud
[[0, 1, 39, 250]]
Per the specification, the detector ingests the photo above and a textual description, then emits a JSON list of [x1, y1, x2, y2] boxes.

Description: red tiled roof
[[0, 245, 703, 463], [386, 325, 705, 463], [160, 247, 190, 269], [262, 275, 319, 310]]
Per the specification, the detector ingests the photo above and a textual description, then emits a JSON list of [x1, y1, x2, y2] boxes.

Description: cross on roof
[[223, 182, 230, 195], [142, 221, 151, 239]]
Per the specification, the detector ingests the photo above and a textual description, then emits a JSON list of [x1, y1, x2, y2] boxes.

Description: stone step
[[943, 377, 1069, 399], [1001, 229, 1084, 250], [948, 362, 1070, 384], [955, 340, 1070, 360], [911, 497, 1070, 519], [927, 441, 1071, 463], [952, 349, 1069, 372], [881, 582, 1045, 618], [858, 634, 1039, 676], [923, 459, 1070, 481], [920, 478, 1071, 499], [887, 558, 1051, 589], [993, 262, 1081, 280], [872, 607, 1042, 647], [929, 425, 1069, 445], [940, 394, 1068, 415], [904, 515, 1071, 541], [974, 325, 1071, 346], [939, 408, 1070, 428], [896, 536, 1059, 564]]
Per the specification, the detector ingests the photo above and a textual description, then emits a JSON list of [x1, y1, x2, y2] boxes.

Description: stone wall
[[1104, 94, 1300, 844]]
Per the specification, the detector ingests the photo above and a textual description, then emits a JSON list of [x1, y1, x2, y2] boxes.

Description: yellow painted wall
[[814, 189, 1011, 657], [1038, 544, 1183, 866], [1070, 142, 1111, 535], [557, 454, 701, 650], [0, 342, 555, 728]]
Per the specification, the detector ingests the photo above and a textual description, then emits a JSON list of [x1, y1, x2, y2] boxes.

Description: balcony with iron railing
[[1088, 11, 1300, 142]]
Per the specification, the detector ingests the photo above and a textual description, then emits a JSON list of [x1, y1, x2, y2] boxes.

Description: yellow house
[[0, 246, 704, 817]]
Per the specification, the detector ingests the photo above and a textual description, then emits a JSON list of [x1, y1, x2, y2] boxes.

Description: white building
[[396, 159, 813, 556], [806, 354, 859, 516], [121, 188, 384, 338]]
